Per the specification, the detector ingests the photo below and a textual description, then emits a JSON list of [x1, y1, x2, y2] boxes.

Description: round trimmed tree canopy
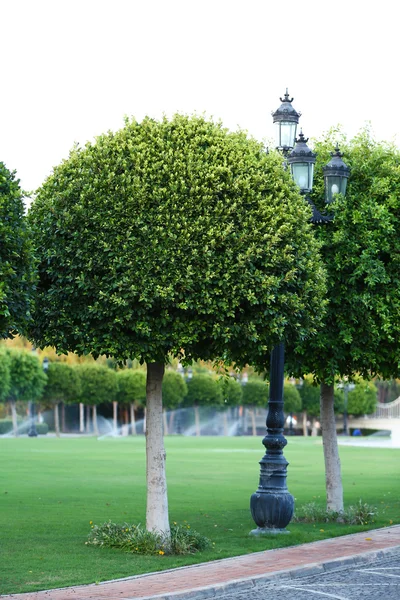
[[28, 115, 326, 369]]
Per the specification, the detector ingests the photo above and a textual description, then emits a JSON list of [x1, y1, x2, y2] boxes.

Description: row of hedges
[[0, 419, 49, 435]]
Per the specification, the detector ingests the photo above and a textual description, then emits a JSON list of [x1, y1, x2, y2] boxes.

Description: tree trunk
[[163, 408, 169, 435], [61, 402, 66, 432], [10, 400, 18, 437], [145, 362, 170, 538], [250, 408, 257, 436], [54, 403, 61, 438], [86, 404, 91, 433], [320, 382, 344, 513], [302, 411, 308, 437], [92, 405, 99, 436], [243, 406, 248, 435], [130, 402, 136, 435], [113, 400, 118, 434], [194, 404, 201, 436], [223, 411, 228, 436], [311, 417, 318, 436], [79, 403, 85, 433]]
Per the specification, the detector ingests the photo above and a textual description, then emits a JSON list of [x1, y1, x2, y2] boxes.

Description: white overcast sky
[[1, 0, 398, 196]]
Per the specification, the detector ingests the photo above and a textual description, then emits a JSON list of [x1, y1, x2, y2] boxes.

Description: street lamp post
[[250, 91, 350, 534], [28, 356, 49, 437]]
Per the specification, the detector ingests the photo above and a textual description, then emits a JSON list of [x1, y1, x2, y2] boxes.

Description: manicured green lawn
[[1, 435, 399, 595]]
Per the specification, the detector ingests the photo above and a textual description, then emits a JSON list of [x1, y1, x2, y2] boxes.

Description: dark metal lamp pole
[[250, 90, 350, 534]]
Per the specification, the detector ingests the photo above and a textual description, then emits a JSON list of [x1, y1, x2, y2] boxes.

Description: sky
[[1, 0, 399, 198]]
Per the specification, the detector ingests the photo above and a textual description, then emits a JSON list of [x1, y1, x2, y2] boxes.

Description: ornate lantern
[[323, 146, 350, 203], [272, 89, 301, 154], [287, 131, 316, 194]]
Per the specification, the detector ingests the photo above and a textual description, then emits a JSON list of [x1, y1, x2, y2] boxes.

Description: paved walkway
[[4, 525, 400, 600]]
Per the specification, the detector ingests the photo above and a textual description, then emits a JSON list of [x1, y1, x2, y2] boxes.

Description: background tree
[[116, 369, 146, 435], [0, 163, 35, 339], [347, 380, 377, 416], [286, 128, 400, 512], [334, 379, 377, 418], [241, 379, 269, 436], [283, 383, 302, 434], [28, 114, 327, 539], [298, 376, 321, 436], [42, 362, 81, 437], [162, 370, 188, 434], [0, 347, 11, 409], [217, 376, 243, 435], [184, 374, 223, 436], [5, 348, 47, 435], [76, 364, 118, 435]]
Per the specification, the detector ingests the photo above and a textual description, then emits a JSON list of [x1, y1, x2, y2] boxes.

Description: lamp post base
[[250, 343, 294, 533]]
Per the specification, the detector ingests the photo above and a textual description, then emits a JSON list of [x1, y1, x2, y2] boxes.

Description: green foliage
[[28, 114, 326, 369], [287, 129, 400, 383], [5, 348, 47, 402], [294, 499, 377, 525], [162, 370, 188, 410], [76, 364, 118, 406], [86, 521, 210, 555], [241, 380, 269, 407], [298, 376, 320, 416], [0, 347, 11, 402], [217, 376, 243, 407], [283, 383, 302, 413], [116, 369, 146, 406], [0, 419, 48, 435], [347, 380, 377, 415], [0, 419, 13, 434], [0, 163, 35, 339], [42, 362, 81, 405], [184, 374, 223, 407]]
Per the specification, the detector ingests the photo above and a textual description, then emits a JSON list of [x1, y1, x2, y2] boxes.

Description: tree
[[298, 376, 321, 436], [283, 383, 302, 434], [5, 348, 47, 435], [241, 379, 269, 435], [42, 362, 81, 436], [0, 163, 35, 339], [162, 370, 188, 434], [76, 364, 118, 435], [184, 374, 223, 436], [28, 114, 326, 540], [286, 129, 400, 511], [217, 376, 243, 435], [336, 380, 377, 417], [0, 347, 11, 403], [116, 369, 146, 434]]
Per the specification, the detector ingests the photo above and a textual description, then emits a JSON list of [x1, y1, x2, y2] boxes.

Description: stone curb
[[128, 545, 400, 600]]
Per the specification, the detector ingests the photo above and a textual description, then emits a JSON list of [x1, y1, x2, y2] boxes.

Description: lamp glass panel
[[324, 175, 347, 203], [308, 163, 314, 191], [291, 163, 311, 192], [280, 122, 297, 148], [274, 122, 281, 148]]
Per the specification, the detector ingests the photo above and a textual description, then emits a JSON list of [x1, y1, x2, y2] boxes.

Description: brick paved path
[[3, 525, 400, 600]]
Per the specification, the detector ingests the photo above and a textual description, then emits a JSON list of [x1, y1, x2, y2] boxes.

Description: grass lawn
[[0, 435, 399, 595]]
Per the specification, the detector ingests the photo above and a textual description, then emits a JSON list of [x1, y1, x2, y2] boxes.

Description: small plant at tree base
[[86, 521, 211, 555], [293, 499, 377, 525]]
